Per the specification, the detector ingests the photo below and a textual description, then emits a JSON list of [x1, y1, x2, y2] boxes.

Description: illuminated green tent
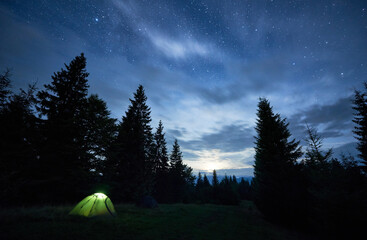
[[69, 193, 116, 217]]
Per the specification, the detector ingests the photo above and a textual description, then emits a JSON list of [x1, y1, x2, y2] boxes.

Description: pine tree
[[195, 172, 204, 202], [232, 175, 238, 184], [84, 94, 117, 177], [303, 125, 333, 167], [0, 69, 11, 109], [37, 53, 90, 202], [352, 82, 367, 171], [253, 98, 302, 223], [238, 178, 251, 200], [211, 169, 219, 202], [203, 174, 211, 188], [196, 172, 203, 190], [212, 169, 219, 187], [108, 85, 155, 201], [201, 174, 212, 203], [301, 126, 366, 236], [0, 83, 39, 205], [153, 120, 169, 172], [170, 139, 183, 168], [168, 139, 195, 202], [152, 120, 170, 202]]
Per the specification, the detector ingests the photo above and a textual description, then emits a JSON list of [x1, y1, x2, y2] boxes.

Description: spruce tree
[[195, 172, 203, 201], [212, 169, 219, 187], [84, 94, 117, 177], [202, 174, 212, 203], [152, 120, 169, 202], [37, 53, 90, 202], [203, 174, 211, 188], [303, 125, 333, 167], [238, 178, 251, 200], [153, 120, 169, 172], [352, 82, 367, 171], [196, 172, 203, 190], [0, 69, 11, 109], [232, 175, 238, 184], [301, 126, 366, 236], [253, 98, 302, 222], [168, 139, 195, 202], [109, 85, 155, 201], [0, 83, 39, 205], [211, 169, 219, 202]]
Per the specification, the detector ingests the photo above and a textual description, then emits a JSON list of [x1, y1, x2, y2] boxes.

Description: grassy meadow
[[0, 201, 311, 240]]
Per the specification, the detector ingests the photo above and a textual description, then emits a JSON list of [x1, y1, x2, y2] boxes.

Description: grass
[[0, 201, 310, 240]]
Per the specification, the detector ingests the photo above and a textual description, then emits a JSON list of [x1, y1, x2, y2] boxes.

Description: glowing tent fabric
[[69, 193, 116, 217]]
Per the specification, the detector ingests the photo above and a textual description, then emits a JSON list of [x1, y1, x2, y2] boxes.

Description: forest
[[1, 53, 367, 239]]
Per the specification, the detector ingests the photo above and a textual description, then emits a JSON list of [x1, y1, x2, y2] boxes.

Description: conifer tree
[[37, 53, 90, 201], [201, 174, 212, 203], [168, 139, 195, 202], [195, 172, 204, 202], [211, 169, 219, 201], [232, 175, 238, 184], [253, 98, 302, 222], [196, 172, 203, 190], [84, 94, 117, 177], [152, 120, 169, 202], [203, 174, 211, 188], [303, 125, 333, 167], [352, 82, 367, 170], [238, 178, 251, 200], [212, 169, 219, 187], [0, 83, 39, 204], [153, 120, 169, 172], [109, 85, 155, 201], [0, 69, 11, 109]]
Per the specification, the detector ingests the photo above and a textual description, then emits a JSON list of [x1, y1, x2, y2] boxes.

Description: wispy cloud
[[148, 32, 209, 59]]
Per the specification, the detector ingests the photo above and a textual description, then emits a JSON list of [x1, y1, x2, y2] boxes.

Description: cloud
[[148, 33, 209, 59], [179, 123, 255, 152], [173, 123, 256, 172], [332, 142, 358, 159], [288, 96, 353, 137], [183, 148, 255, 172]]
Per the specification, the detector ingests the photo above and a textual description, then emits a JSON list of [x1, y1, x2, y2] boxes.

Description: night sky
[[1, 0, 366, 177]]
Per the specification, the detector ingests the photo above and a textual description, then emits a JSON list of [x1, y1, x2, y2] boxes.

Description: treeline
[[252, 92, 367, 238], [195, 170, 252, 205]]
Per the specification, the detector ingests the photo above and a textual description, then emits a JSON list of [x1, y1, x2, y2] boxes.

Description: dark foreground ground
[[0, 201, 311, 240]]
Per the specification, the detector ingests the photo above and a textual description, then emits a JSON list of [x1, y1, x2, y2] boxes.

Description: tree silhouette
[[168, 139, 195, 202], [238, 178, 252, 200], [252, 98, 302, 223], [0, 69, 11, 108], [37, 53, 90, 202], [153, 120, 169, 172], [352, 82, 367, 171], [0, 82, 39, 205], [108, 85, 155, 201], [301, 126, 366, 237], [153, 120, 170, 202], [84, 94, 117, 177]]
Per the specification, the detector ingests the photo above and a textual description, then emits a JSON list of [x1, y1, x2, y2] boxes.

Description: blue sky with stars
[[1, 0, 366, 176]]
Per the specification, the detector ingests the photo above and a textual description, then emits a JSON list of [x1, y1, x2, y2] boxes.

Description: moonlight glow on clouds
[[1, 0, 366, 176]]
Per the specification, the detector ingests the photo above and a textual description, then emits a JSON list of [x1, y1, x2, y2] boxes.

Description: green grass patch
[[0, 201, 310, 240]]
